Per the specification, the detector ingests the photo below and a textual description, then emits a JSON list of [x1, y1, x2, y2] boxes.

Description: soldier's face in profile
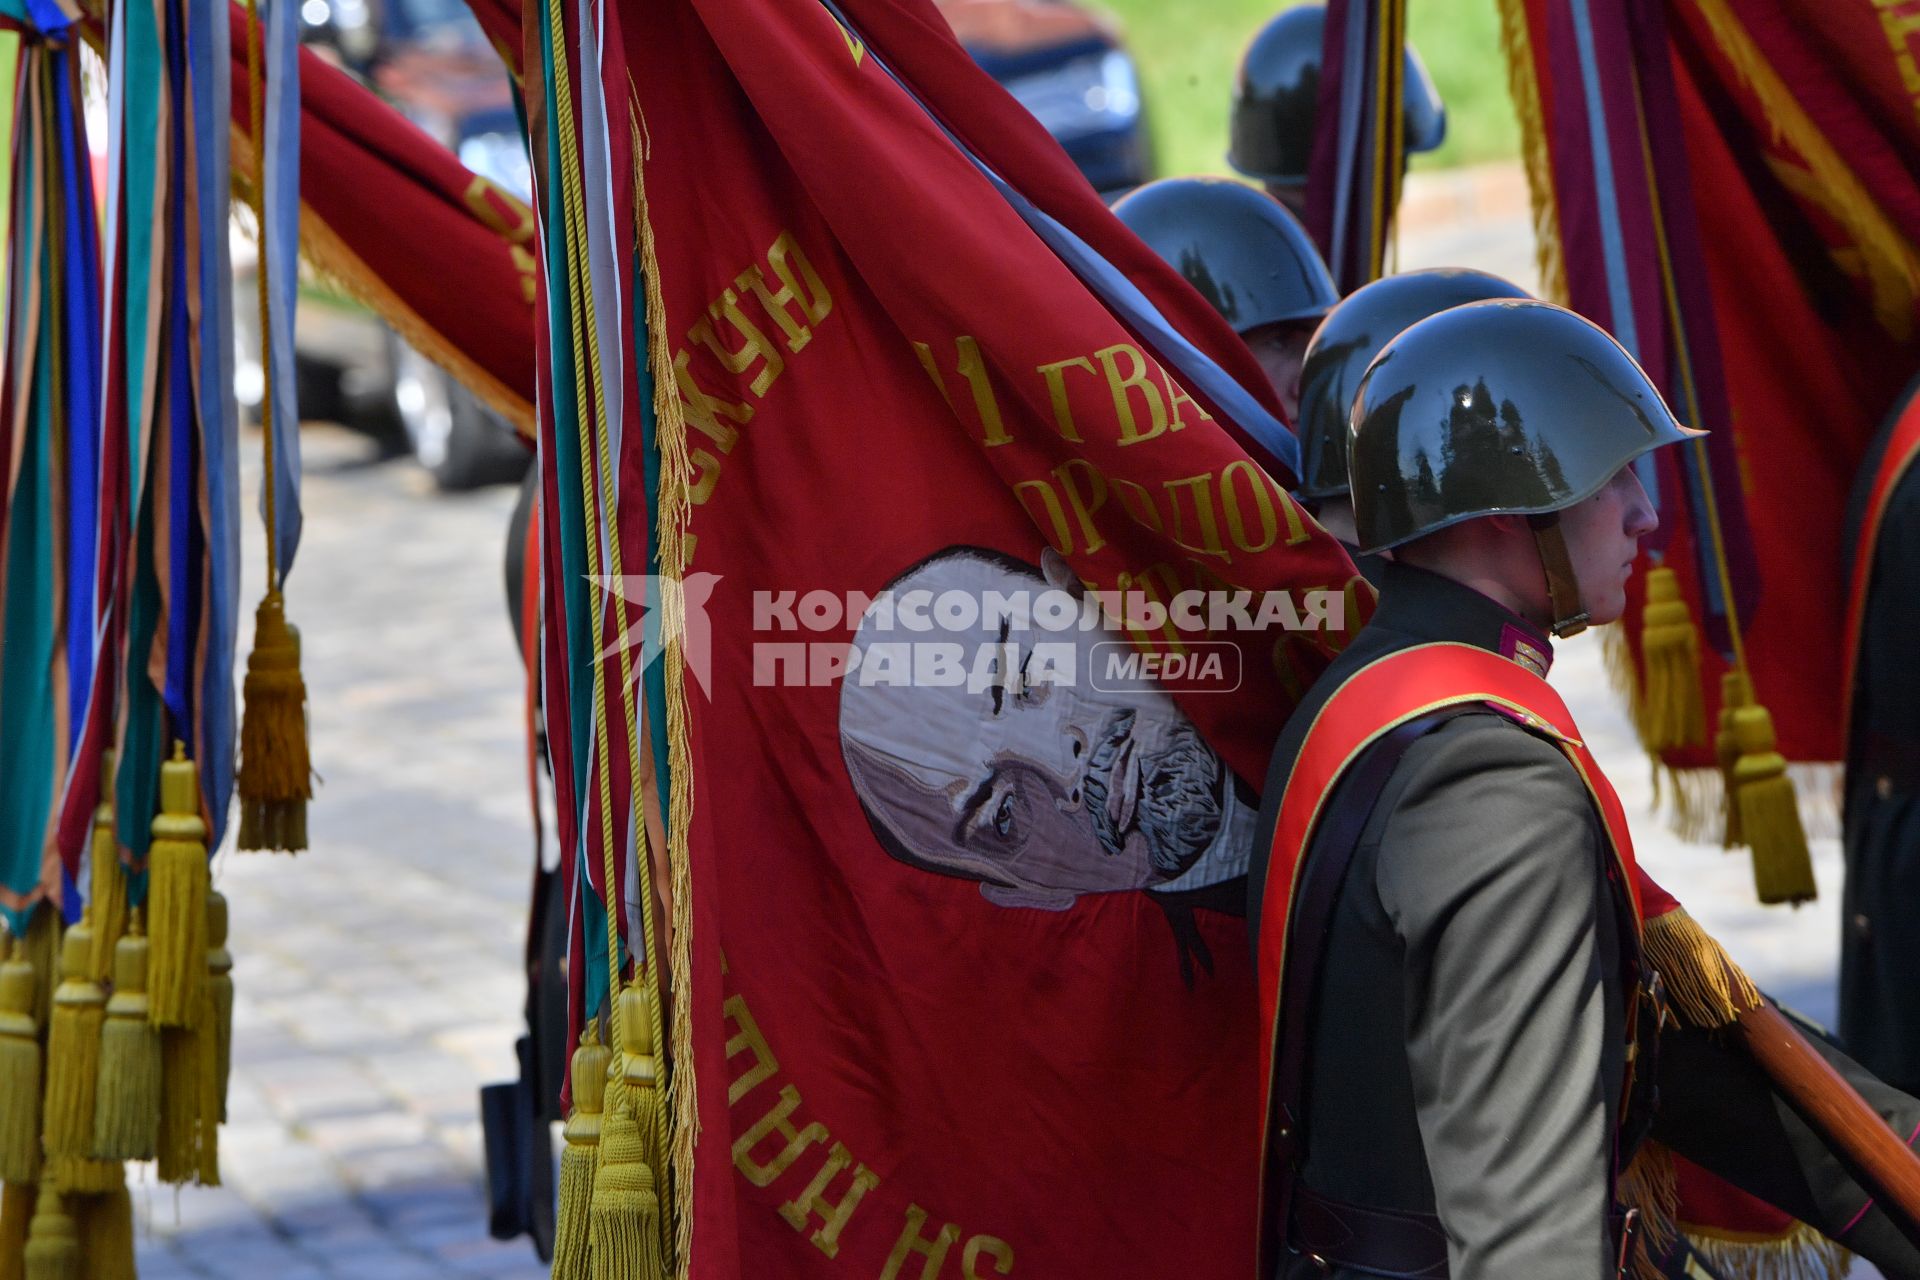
[[1557, 464, 1659, 625]]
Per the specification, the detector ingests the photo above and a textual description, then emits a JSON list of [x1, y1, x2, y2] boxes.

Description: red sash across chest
[[1843, 392, 1920, 739], [1254, 642, 1675, 1097]]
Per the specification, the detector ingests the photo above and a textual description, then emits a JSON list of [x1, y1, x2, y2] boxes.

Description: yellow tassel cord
[[147, 745, 209, 1028], [236, 594, 310, 852], [1643, 907, 1764, 1030], [91, 912, 159, 1161], [1717, 668, 1751, 851], [41, 924, 103, 1166], [207, 892, 233, 1123], [588, 987, 668, 1280], [1638, 567, 1707, 752], [84, 755, 126, 986], [235, 0, 311, 855], [1679, 1218, 1852, 1280], [1727, 692, 1818, 906], [0, 1182, 33, 1280], [20, 1185, 73, 1280], [553, 1020, 611, 1280], [72, 1179, 135, 1280], [1616, 1140, 1680, 1280], [0, 940, 41, 1185]]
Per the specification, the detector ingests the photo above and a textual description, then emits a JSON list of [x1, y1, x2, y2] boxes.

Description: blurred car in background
[[937, 0, 1151, 199], [253, 0, 1149, 490]]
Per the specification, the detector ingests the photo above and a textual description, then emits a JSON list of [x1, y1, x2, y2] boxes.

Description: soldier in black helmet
[[1229, 3, 1445, 223], [1112, 175, 1337, 420], [1293, 267, 1528, 569], [1246, 300, 1920, 1280]]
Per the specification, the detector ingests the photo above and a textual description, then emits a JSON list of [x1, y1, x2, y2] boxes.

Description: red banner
[[591, 0, 1365, 1273], [226, 20, 538, 433], [1508, 0, 1920, 772]]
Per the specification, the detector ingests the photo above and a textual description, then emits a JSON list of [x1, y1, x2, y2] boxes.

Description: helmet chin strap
[[1527, 513, 1590, 639]]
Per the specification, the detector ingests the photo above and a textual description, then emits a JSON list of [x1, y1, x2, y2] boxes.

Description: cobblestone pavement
[[133, 196, 1876, 1278], [136, 427, 544, 1280]]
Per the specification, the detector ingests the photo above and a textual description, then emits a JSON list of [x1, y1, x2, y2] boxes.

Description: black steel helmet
[[1228, 4, 1446, 186], [1112, 176, 1338, 333], [1295, 269, 1531, 500], [1349, 299, 1702, 554]]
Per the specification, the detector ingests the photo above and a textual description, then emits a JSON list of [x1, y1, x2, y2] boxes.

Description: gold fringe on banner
[[1617, 1140, 1680, 1280], [634, 110, 699, 1265], [91, 912, 159, 1162], [1495, 0, 1565, 303], [1643, 907, 1764, 1030], [147, 746, 209, 1027], [84, 756, 125, 986], [0, 939, 41, 1185], [1679, 1218, 1852, 1280]]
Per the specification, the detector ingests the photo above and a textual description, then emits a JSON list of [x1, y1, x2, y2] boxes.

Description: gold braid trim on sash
[[1494, 0, 1565, 303], [229, 128, 538, 440]]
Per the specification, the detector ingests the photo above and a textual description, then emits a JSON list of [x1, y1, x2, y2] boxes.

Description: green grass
[[1092, 0, 1521, 180]]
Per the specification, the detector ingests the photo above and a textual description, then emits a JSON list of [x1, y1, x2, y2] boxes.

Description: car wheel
[[389, 334, 531, 491]]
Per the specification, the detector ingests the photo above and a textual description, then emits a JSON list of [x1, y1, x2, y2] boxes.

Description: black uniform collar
[[1367, 561, 1555, 677]]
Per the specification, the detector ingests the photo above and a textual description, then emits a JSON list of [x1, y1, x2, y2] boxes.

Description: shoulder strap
[[1258, 705, 1470, 1277]]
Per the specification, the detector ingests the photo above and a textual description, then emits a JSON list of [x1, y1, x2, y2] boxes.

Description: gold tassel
[[156, 908, 221, 1188], [0, 939, 41, 1185], [73, 1180, 135, 1280], [589, 1109, 663, 1280], [1638, 567, 1707, 752], [91, 912, 160, 1161], [553, 1019, 611, 1280], [236, 592, 311, 853], [1729, 693, 1818, 906], [590, 988, 666, 1280], [0, 1182, 34, 1280], [85, 755, 126, 987], [207, 892, 233, 1123], [42, 924, 104, 1165], [1716, 670, 1750, 850], [147, 745, 209, 1029], [21, 1184, 73, 1280]]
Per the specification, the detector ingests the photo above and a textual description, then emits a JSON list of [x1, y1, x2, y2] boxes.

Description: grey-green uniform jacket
[[1248, 562, 1920, 1280]]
